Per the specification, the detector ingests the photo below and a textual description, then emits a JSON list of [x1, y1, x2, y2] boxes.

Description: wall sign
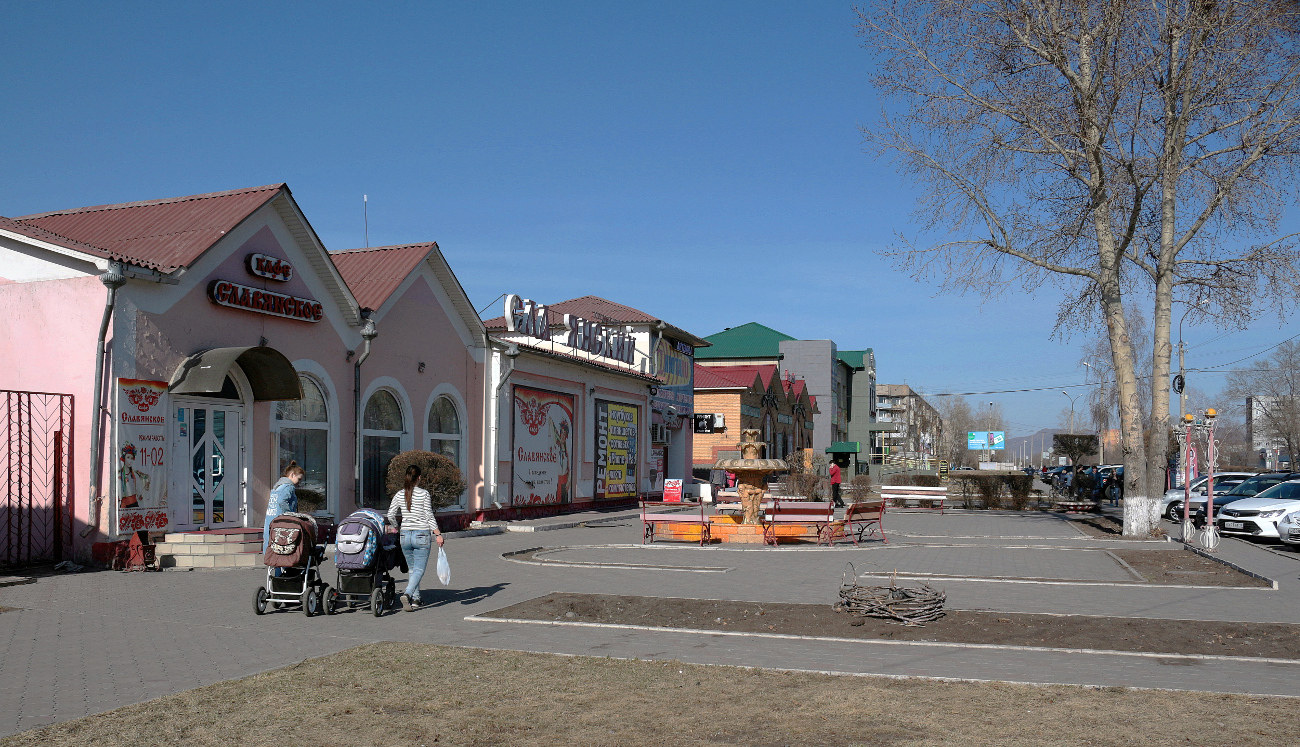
[[115, 378, 169, 534], [511, 386, 574, 505], [663, 478, 683, 503], [693, 413, 715, 433], [246, 253, 292, 282], [503, 294, 637, 365], [209, 280, 323, 322], [595, 400, 639, 500]]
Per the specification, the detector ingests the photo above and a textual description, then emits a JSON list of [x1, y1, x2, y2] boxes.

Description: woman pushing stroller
[[387, 464, 443, 611], [265, 462, 304, 553]]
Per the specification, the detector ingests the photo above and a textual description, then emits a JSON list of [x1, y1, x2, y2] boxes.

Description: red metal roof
[[331, 243, 437, 311], [693, 364, 779, 391], [7, 184, 284, 272]]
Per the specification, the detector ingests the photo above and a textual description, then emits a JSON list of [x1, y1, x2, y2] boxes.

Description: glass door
[[174, 402, 242, 529]]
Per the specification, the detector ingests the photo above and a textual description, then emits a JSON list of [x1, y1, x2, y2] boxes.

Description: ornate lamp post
[[1198, 408, 1220, 552]]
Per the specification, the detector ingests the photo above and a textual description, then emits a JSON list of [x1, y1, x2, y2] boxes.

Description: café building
[[0, 184, 487, 562]]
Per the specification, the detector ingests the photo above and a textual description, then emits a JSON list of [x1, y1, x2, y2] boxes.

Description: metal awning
[[825, 441, 861, 453], [168, 346, 303, 401]]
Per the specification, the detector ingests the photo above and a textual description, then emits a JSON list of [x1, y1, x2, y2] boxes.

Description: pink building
[[0, 184, 486, 564]]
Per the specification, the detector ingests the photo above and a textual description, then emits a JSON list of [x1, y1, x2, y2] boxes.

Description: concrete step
[[163, 530, 261, 544], [155, 540, 262, 556], [158, 552, 262, 569]]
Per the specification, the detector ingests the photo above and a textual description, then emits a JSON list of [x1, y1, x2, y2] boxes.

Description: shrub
[[886, 473, 941, 487], [1006, 474, 1033, 510], [848, 473, 873, 500], [385, 450, 466, 509], [969, 475, 1004, 509], [296, 488, 326, 513]]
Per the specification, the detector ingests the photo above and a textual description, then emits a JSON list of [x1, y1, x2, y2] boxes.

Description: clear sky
[[3, 1, 1294, 437]]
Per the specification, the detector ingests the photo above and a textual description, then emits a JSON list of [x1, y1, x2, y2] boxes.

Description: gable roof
[[331, 243, 437, 311], [696, 322, 795, 360], [7, 184, 285, 273], [483, 294, 710, 347], [693, 364, 778, 391]]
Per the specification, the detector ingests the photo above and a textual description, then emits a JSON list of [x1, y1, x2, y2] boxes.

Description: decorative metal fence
[[1, 390, 74, 567]]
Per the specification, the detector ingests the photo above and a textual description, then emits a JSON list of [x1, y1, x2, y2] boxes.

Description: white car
[[1278, 509, 1300, 546], [1213, 480, 1300, 540], [1160, 472, 1255, 523]]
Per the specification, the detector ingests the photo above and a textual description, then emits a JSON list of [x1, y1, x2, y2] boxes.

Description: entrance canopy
[[825, 441, 861, 454], [169, 346, 303, 401]]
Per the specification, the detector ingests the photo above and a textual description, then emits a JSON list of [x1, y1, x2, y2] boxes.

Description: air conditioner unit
[[651, 424, 671, 444]]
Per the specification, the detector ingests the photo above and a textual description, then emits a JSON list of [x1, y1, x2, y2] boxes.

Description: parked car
[[1276, 508, 1300, 546], [1160, 472, 1255, 522], [1189, 493, 1256, 528], [1212, 480, 1300, 539]]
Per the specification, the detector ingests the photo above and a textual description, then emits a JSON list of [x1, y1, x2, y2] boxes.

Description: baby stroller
[[252, 511, 329, 616], [326, 508, 406, 617]]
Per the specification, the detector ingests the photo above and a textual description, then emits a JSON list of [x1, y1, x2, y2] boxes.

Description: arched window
[[427, 395, 463, 487], [362, 390, 404, 508], [276, 375, 329, 501]]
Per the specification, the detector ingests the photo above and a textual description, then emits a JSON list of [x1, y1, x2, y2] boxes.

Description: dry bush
[[295, 488, 325, 513], [1006, 474, 1034, 510], [385, 450, 466, 509]]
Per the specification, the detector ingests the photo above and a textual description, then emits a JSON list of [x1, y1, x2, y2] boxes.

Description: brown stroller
[[252, 512, 329, 616]]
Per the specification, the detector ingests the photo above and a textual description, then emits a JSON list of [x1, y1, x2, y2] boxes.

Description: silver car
[[1160, 472, 1254, 523]]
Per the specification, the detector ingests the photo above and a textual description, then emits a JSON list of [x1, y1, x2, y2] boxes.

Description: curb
[[1181, 542, 1280, 589]]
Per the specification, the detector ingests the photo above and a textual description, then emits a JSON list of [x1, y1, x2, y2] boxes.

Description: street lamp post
[[1081, 361, 1103, 464], [1061, 390, 1084, 466]]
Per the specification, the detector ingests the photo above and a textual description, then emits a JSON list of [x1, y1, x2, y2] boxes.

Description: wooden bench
[[762, 499, 837, 546], [836, 501, 887, 546], [880, 485, 948, 514], [640, 501, 712, 545]]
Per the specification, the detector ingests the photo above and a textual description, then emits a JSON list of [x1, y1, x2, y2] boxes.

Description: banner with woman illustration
[[115, 378, 169, 533], [511, 386, 574, 505]]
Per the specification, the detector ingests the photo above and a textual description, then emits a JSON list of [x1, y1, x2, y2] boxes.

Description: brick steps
[[158, 529, 264, 569]]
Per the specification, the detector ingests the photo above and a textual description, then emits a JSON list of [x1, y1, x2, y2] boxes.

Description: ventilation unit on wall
[[651, 423, 671, 445]]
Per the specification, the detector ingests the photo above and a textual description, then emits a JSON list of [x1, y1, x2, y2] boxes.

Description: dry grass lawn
[[2, 642, 1291, 747]]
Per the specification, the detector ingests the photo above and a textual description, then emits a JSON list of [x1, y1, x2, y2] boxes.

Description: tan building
[[692, 364, 819, 473], [876, 384, 941, 459]]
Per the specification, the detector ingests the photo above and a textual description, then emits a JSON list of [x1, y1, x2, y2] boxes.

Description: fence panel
[[1, 390, 74, 567]]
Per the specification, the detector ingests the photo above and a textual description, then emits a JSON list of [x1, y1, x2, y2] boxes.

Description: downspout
[[353, 314, 378, 508], [82, 262, 126, 538], [486, 341, 519, 508]]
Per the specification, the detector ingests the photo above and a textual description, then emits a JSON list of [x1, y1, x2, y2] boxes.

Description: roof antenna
[[363, 195, 369, 248]]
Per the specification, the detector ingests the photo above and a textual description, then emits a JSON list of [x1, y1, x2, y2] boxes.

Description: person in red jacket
[[830, 461, 844, 507]]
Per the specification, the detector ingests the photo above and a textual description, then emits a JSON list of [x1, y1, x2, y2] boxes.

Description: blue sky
[[3, 1, 1293, 436]]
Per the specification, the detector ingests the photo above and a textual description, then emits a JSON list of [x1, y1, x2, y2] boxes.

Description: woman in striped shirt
[[387, 464, 444, 611]]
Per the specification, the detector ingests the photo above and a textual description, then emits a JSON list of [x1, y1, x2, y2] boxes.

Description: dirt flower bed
[[483, 592, 1300, 659], [4, 643, 1294, 747], [1108, 549, 1271, 587]]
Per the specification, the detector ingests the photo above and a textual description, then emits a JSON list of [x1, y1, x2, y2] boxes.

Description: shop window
[[276, 375, 329, 503], [362, 389, 404, 508], [427, 395, 465, 505]]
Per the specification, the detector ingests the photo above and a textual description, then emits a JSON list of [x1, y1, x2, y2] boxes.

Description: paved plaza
[[1, 508, 1299, 737]]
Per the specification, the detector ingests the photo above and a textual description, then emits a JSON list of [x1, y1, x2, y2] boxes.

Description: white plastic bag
[[435, 546, 450, 586]]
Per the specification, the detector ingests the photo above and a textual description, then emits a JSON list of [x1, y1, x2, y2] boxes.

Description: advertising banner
[[650, 446, 666, 492], [511, 386, 575, 505], [966, 431, 1005, 450], [663, 478, 683, 503], [652, 338, 694, 420], [115, 378, 169, 534], [595, 400, 639, 500]]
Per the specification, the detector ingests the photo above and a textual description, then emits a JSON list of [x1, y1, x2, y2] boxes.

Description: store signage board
[[115, 378, 169, 534], [246, 253, 292, 282], [208, 280, 323, 322], [663, 478, 683, 503], [595, 400, 639, 500], [693, 413, 715, 433], [503, 294, 637, 365]]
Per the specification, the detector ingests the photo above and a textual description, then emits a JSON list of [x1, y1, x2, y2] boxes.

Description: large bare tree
[[1224, 340, 1300, 469], [857, 0, 1300, 535]]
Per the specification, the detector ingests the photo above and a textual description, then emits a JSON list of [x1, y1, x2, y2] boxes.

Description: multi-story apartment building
[[875, 384, 942, 462]]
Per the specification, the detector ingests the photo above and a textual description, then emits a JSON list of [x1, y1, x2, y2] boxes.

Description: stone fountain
[[715, 429, 788, 525]]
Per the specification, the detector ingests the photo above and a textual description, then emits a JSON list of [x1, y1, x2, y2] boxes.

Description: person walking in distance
[[387, 464, 443, 611], [830, 461, 844, 507]]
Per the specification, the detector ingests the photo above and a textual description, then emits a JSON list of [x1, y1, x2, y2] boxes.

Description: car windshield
[[1223, 475, 1286, 497], [1250, 481, 1300, 502]]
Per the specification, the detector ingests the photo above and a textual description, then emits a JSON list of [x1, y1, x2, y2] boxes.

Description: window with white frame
[[427, 395, 466, 506], [276, 375, 329, 503], [362, 389, 404, 509]]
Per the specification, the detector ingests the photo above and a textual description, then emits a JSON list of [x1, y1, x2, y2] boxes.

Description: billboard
[[595, 400, 639, 500], [511, 386, 575, 505], [966, 431, 1005, 451]]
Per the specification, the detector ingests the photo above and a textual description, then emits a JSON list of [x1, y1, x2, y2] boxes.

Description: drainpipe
[[486, 341, 519, 508], [353, 314, 378, 508], [82, 262, 126, 538]]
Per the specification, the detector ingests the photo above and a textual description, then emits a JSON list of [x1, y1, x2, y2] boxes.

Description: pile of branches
[[834, 563, 946, 626]]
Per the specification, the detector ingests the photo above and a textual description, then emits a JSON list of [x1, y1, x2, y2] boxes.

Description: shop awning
[[825, 441, 861, 453], [169, 346, 303, 401]]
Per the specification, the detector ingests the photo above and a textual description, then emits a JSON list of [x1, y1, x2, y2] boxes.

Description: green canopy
[[825, 441, 861, 453]]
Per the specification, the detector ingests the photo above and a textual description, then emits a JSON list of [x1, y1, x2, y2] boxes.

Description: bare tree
[[857, 0, 1300, 535], [935, 396, 1006, 467], [1224, 341, 1300, 470]]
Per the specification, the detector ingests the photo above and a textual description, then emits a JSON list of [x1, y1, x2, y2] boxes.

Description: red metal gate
[[1, 390, 74, 567]]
